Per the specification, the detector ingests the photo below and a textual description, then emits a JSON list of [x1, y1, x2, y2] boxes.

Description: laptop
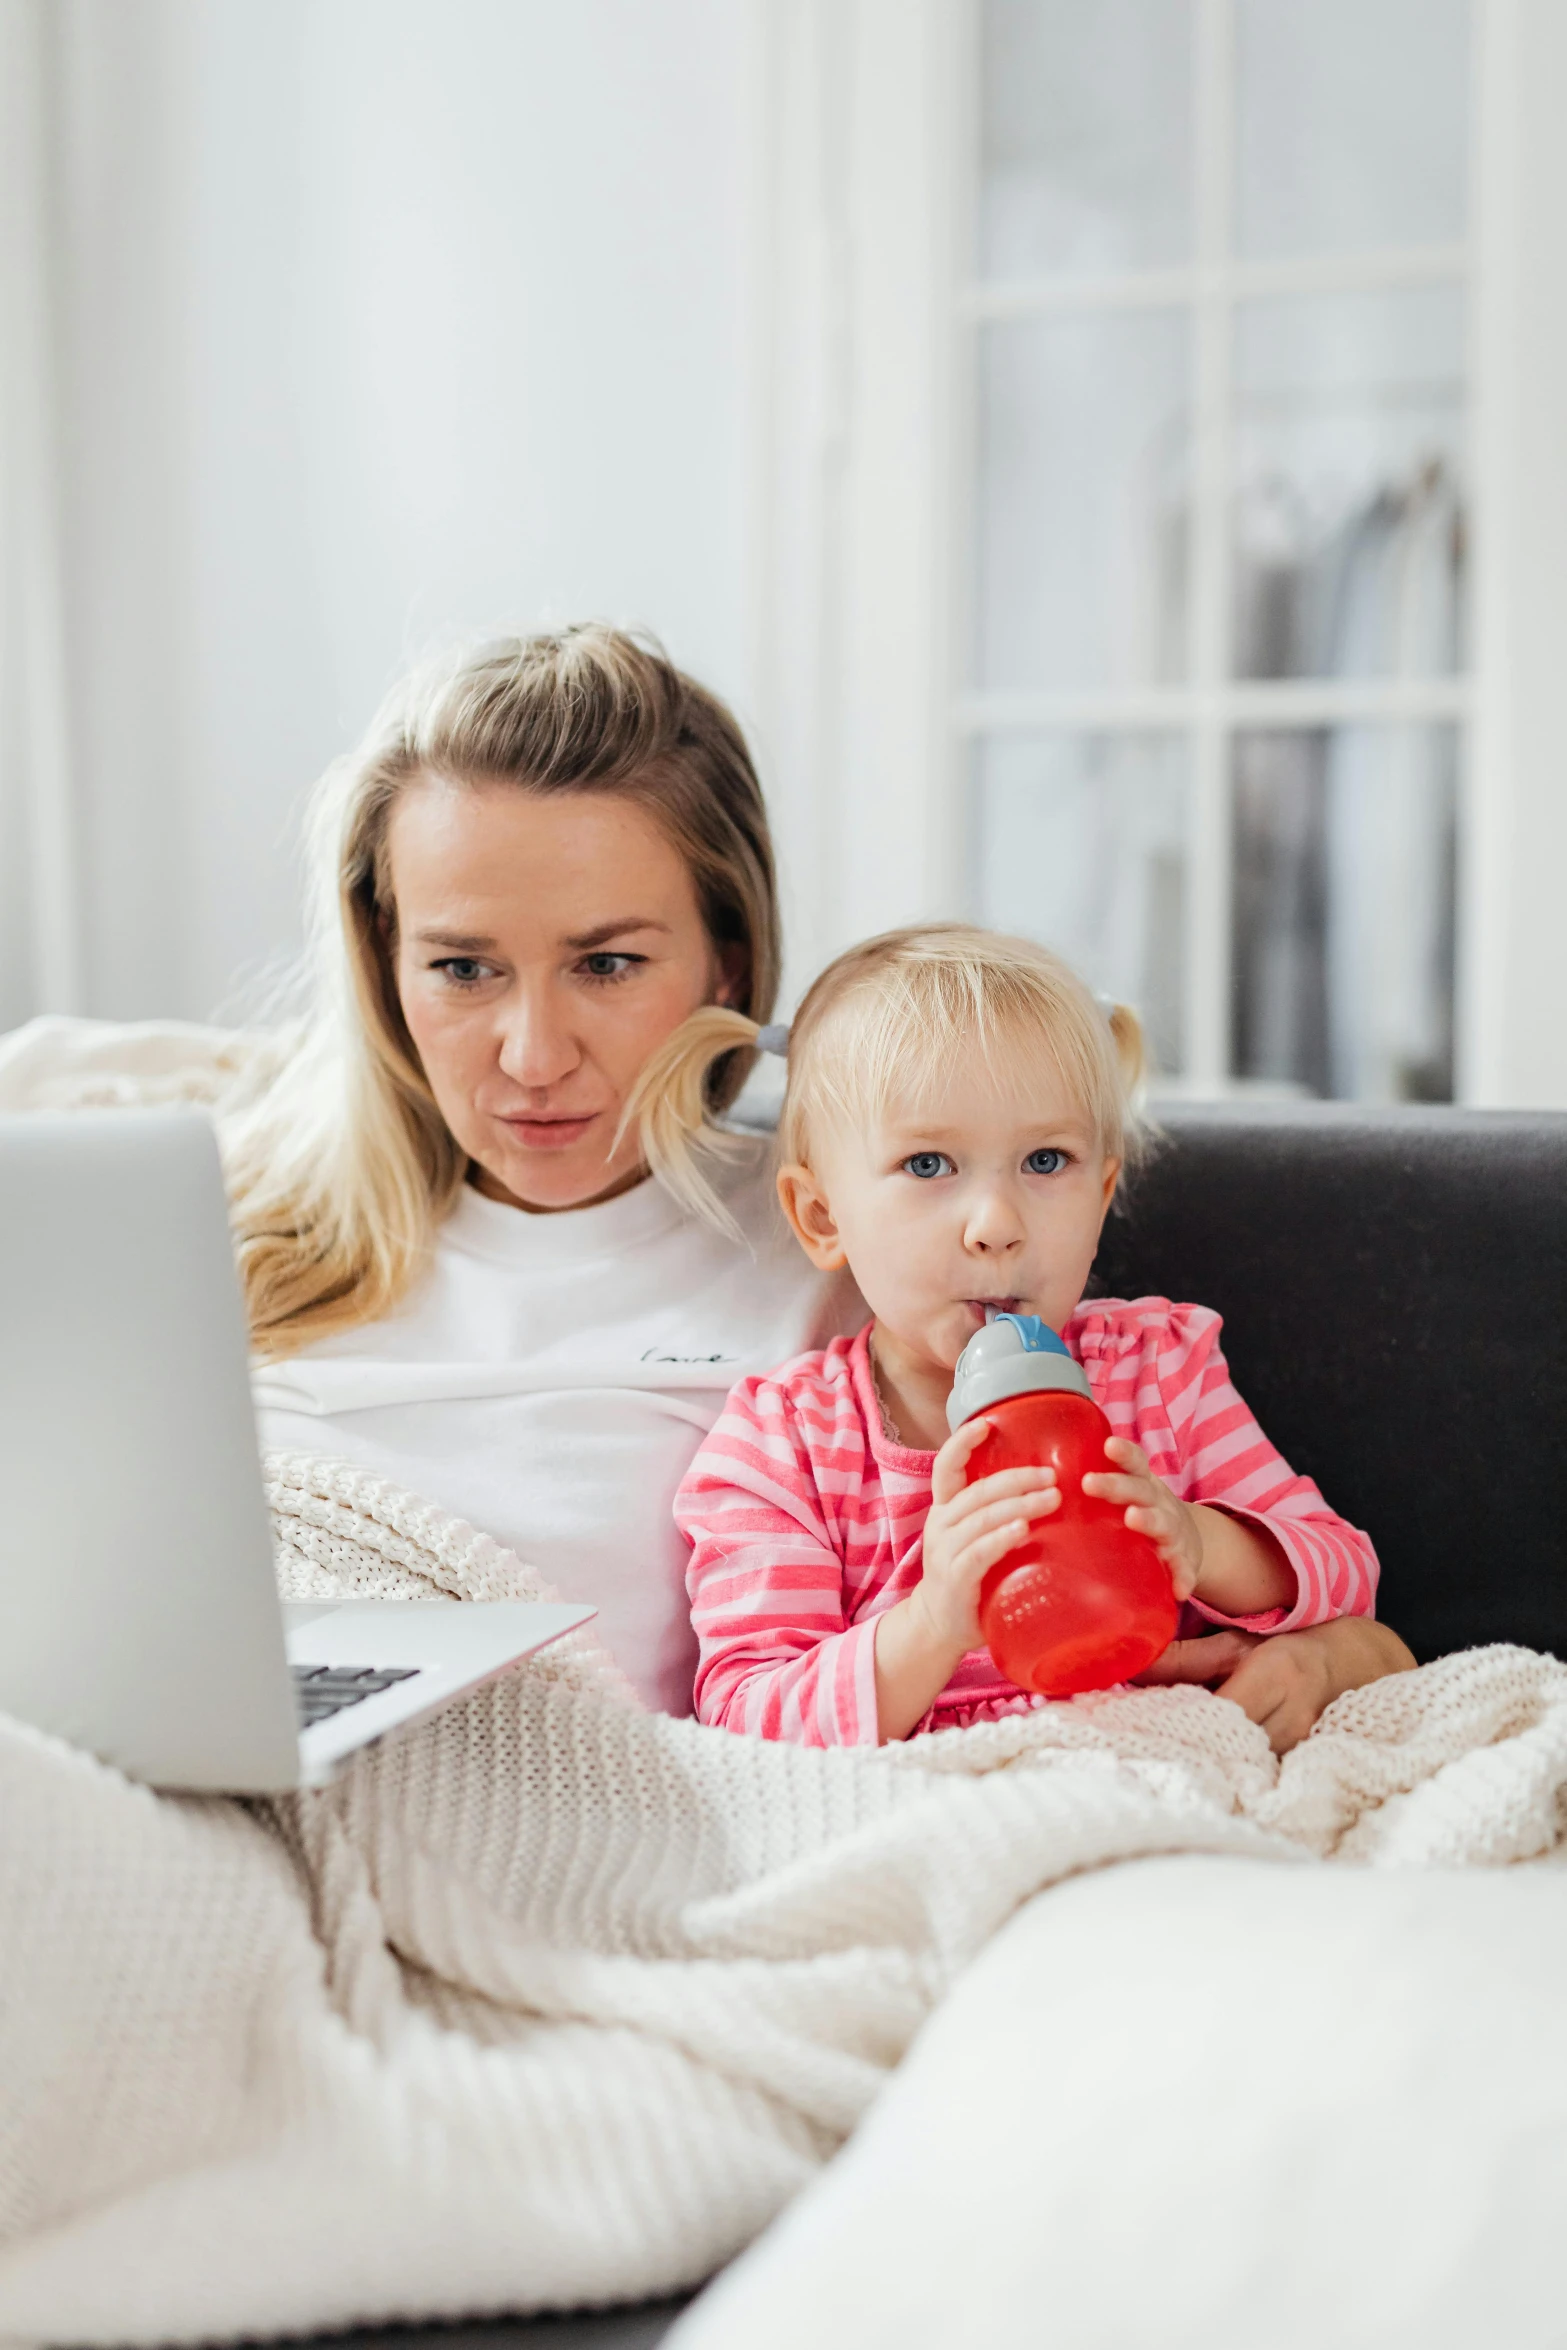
[[0, 1108, 595, 1791]]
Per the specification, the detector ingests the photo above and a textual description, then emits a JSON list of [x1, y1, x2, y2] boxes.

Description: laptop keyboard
[[292, 1662, 422, 1728]]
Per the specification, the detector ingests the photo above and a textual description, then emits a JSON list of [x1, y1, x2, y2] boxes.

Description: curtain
[[0, 0, 80, 1031]]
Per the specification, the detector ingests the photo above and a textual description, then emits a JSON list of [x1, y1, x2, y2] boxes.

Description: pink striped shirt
[[676, 1299, 1379, 1746]]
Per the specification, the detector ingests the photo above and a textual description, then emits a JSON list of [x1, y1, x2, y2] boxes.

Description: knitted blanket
[[3, 1457, 1566, 2348]]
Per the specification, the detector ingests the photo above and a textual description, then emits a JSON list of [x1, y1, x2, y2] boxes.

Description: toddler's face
[[778, 1051, 1120, 1382]]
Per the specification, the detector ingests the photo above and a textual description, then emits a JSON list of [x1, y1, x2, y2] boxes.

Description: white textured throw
[[2, 1456, 1567, 2346]]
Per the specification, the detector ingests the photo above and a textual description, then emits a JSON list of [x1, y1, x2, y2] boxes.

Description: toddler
[[659, 925, 1377, 1745]]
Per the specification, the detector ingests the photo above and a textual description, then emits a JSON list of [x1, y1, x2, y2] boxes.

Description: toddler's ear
[[776, 1163, 847, 1270]]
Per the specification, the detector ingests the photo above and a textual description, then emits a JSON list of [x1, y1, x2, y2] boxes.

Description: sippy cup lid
[[946, 1311, 1091, 1432]]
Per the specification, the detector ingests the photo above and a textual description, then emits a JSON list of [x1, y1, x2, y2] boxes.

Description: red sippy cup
[[947, 1313, 1178, 1698]]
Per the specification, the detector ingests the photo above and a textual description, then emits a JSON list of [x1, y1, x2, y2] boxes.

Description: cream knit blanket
[[2, 1455, 1566, 2347]]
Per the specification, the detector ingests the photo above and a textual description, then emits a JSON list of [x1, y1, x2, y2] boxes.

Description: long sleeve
[[676, 1373, 883, 1746], [1091, 1300, 1379, 1633]]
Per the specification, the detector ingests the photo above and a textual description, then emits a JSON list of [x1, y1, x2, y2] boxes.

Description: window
[[962, 0, 1472, 1099]]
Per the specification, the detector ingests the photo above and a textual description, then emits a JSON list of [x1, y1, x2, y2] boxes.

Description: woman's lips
[[499, 1112, 601, 1150]]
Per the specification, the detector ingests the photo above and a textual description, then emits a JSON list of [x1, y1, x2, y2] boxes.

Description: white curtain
[[0, 0, 80, 1030], [0, 0, 754, 1035]]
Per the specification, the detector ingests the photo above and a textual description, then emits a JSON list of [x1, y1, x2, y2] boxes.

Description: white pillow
[[670, 1852, 1567, 2350]]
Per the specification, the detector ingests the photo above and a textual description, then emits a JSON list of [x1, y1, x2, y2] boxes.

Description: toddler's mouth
[[963, 1296, 1023, 1326]]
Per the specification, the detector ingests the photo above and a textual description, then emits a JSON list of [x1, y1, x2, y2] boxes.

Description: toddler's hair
[[623, 923, 1151, 1235]]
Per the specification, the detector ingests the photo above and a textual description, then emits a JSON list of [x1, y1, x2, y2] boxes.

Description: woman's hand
[[1134, 1616, 1418, 1753], [1081, 1436, 1203, 1601], [873, 1417, 1059, 1740]]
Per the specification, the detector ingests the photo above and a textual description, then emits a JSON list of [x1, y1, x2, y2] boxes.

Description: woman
[[229, 624, 1408, 1740]]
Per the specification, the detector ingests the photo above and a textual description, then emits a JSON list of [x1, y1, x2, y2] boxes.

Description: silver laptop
[[0, 1108, 594, 1791]]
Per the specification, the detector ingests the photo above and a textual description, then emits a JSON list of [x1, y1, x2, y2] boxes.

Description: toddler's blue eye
[[903, 1152, 953, 1180], [1025, 1147, 1068, 1175]]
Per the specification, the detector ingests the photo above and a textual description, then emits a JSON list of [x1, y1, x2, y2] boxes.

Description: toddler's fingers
[[1102, 1436, 1152, 1477], [930, 1416, 993, 1504], [1122, 1511, 1196, 1596], [1124, 1501, 1187, 1555], [1125, 1523, 1197, 1595], [1081, 1470, 1158, 1510], [947, 1464, 1058, 1520], [958, 1515, 1042, 1583], [939, 1466, 1061, 1541], [947, 1486, 1062, 1548]]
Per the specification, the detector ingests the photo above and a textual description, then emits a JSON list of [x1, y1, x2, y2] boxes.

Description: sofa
[[273, 1100, 1566, 2349]]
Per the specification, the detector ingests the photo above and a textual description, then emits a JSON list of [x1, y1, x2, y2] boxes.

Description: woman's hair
[[224, 625, 779, 1356], [626, 923, 1151, 1218]]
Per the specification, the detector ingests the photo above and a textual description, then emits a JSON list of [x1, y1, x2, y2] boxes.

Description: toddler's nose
[[963, 1187, 1026, 1253]]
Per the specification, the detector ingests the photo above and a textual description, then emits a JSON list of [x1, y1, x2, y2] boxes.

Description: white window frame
[[748, 0, 1567, 1108]]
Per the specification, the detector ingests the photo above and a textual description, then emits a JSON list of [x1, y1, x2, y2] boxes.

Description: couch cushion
[[669, 1854, 1567, 2350], [1091, 1104, 1567, 1662]]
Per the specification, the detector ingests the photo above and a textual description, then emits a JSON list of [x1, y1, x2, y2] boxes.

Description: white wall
[[22, 0, 752, 1024], [1469, 0, 1567, 1106]]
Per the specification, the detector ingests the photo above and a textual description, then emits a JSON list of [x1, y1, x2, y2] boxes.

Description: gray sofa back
[[1091, 1105, 1567, 1663]]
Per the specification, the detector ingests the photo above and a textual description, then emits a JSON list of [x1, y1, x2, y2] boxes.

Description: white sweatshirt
[[254, 1141, 862, 1715]]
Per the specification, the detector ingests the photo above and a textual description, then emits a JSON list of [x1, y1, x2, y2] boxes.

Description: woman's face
[[387, 775, 736, 1212]]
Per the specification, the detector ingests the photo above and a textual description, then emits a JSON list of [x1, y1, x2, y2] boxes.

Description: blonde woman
[[196, 627, 1402, 1732], [235, 626, 858, 1713]]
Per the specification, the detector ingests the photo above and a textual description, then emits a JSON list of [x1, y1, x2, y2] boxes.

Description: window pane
[[1236, 0, 1470, 261], [979, 0, 1195, 280], [1232, 286, 1466, 680], [977, 311, 1190, 690], [974, 732, 1188, 1076], [1231, 725, 1457, 1101]]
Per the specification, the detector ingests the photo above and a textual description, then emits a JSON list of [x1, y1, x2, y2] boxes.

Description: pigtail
[[616, 1004, 763, 1237], [1105, 999, 1157, 1169], [1106, 1001, 1148, 1097]]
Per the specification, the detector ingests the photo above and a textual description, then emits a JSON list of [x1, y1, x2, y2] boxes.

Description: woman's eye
[[578, 952, 642, 982], [1024, 1147, 1069, 1176], [903, 1152, 954, 1180], [433, 958, 490, 988]]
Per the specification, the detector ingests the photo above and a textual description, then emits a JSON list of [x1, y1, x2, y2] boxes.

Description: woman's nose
[[495, 994, 581, 1090]]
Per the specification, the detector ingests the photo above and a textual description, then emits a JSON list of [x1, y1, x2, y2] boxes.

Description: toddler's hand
[[1081, 1436, 1202, 1602], [914, 1418, 1061, 1656]]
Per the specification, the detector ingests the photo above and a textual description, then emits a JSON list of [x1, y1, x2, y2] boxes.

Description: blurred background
[[2, 0, 1564, 1105]]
